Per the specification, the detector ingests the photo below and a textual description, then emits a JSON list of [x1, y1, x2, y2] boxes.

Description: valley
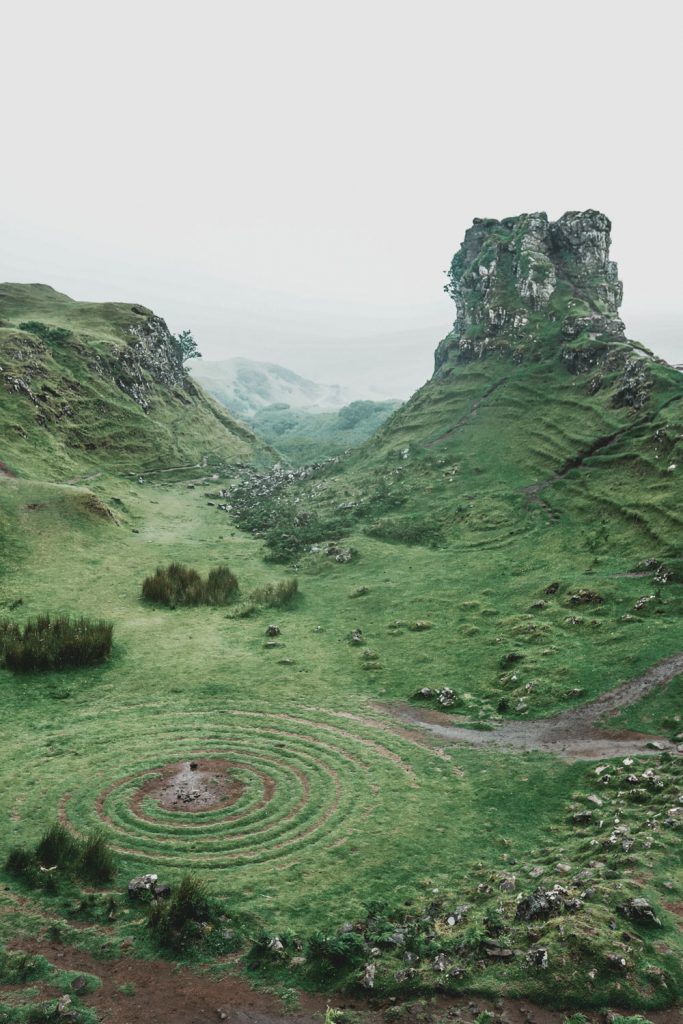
[[0, 211, 681, 1024]]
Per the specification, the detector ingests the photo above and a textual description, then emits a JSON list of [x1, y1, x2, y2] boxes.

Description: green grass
[[0, 280, 682, 1009]]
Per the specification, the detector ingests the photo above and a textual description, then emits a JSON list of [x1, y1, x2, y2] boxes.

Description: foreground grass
[[0, 456, 680, 1008]]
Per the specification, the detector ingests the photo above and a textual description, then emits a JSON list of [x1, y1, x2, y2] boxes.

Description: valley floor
[[0, 464, 681, 1018]]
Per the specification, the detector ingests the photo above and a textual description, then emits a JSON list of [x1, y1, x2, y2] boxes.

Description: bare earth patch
[[139, 759, 246, 812]]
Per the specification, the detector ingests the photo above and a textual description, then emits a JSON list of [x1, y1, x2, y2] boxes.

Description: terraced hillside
[[0, 284, 265, 478], [1, 214, 681, 1020]]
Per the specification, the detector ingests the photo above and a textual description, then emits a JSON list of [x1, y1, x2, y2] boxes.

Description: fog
[[1, 0, 681, 397]]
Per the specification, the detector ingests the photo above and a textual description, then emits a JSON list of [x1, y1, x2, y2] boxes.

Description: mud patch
[[137, 759, 246, 812]]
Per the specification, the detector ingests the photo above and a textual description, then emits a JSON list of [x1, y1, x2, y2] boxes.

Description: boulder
[[617, 897, 661, 926], [128, 873, 158, 898]]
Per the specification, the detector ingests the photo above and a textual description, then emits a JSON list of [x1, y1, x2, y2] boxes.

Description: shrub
[[0, 615, 113, 672], [36, 823, 80, 867], [141, 563, 238, 607], [6, 823, 117, 891], [249, 579, 298, 608], [5, 846, 36, 879], [306, 930, 366, 975], [18, 320, 72, 344], [148, 873, 215, 952], [80, 830, 116, 883], [205, 566, 239, 603]]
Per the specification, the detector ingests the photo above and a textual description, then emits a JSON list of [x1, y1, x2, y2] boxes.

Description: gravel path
[[382, 651, 683, 760]]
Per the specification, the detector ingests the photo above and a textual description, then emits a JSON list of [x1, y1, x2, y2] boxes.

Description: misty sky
[[2, 0, 681, 399]]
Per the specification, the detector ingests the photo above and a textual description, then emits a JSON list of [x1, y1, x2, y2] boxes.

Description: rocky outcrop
[[114, 314, 196, 412], [436, 210, 626, 370]]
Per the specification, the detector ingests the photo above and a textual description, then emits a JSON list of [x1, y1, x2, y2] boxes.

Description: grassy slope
[[0, 291, 681, 1009], [0, 284, 265, 478]]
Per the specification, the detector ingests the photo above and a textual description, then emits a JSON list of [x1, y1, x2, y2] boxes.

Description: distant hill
[[190, 357, 352, 419], [0, 284, 268, 478], [191, 356, 400, 461]]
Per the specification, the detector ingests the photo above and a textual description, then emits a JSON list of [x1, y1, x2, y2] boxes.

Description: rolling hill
[[0, 284, 267, 479]]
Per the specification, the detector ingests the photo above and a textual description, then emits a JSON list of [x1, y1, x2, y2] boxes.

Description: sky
[[1, 0, 681, 399]]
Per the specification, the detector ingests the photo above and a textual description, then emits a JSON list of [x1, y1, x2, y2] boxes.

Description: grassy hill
[[1, 219, 682, 1016], [0, 284, 267, 479]]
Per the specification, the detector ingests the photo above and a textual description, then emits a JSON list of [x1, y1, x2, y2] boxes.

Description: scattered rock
[[265, 624, 281, 637], [617, 897, 661, 926], [526, 947, 548, 969], [128, 873, 158, 898], [567, 589, 603, 605], [361, 962, 376, 988]]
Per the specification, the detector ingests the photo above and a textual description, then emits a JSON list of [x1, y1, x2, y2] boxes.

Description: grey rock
[[617, 897, 661, 926], [128, 873, 158, 898]]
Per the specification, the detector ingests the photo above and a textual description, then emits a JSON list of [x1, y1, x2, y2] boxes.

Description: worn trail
[[381, 651, 683, 760]]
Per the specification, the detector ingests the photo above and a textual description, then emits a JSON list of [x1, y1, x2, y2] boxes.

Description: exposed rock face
[[435, 210, 626, 370], [114, 315, 197, 412]]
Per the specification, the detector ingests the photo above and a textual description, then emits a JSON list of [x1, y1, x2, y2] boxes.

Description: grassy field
[[1, 464, 681, 1010]]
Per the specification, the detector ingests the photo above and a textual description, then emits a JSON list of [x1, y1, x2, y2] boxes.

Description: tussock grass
[[141, 562, 238, 607], [0, 615, 113, 671], [6, 822, 116, 888], [248, 578, 298, 607]]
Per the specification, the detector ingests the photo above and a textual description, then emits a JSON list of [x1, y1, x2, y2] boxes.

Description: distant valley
[[191, 356, 401, 460]]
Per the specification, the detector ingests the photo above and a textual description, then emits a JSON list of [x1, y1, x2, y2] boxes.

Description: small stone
[[361, 962, 376, 988], [265, 624, 281, 637]]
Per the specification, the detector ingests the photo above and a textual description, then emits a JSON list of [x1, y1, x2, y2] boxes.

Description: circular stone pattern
[[58, 707, 421, 870]]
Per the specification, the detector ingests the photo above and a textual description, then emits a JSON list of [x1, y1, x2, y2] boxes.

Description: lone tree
[[174, 329, 202, 363]]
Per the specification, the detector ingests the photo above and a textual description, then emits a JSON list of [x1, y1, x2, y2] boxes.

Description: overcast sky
[[1, 0, 681, 398]]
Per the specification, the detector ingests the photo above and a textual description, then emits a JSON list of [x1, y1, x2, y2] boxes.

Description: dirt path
[[380, 651, 683, 760], [5, 938, 683, 1024]]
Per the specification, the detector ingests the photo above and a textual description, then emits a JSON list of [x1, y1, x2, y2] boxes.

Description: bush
[[36, 823, 80, 867], [80, 830, 116, 883], [148, 873, 215, 952], [306, 930, 366, 975], [141, 563, 238, 607], [5, 823, 117, 891], [0, 615, 113, 672], [249, 579, 298, 608], [18, 321, 72, 344]]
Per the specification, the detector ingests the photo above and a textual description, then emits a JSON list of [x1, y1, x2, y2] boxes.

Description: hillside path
[[379, 651, 683, 760]]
